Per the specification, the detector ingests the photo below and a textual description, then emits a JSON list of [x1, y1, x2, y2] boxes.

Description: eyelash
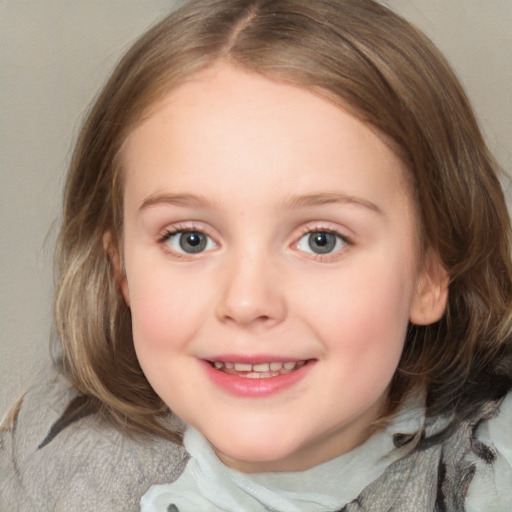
[[293, 225, 352, 261], [157, 224, 218, 258], [156, 223, 352, 260]]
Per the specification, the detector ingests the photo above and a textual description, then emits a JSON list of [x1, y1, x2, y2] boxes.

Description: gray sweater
[[0, 371, 188, 512]]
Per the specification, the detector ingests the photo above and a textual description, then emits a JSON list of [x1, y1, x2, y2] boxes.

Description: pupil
[[308, 232, 336, 254], [180, 232, 206, 253]]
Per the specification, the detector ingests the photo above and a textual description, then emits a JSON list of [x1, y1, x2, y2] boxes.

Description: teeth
[[252, 363, 270, 372], [233, 362, 252, 372], [211, 360, 306, 375]]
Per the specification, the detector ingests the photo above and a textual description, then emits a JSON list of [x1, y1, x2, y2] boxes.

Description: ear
[[409, 250, 449, 325], [103, 232, 130, 307]]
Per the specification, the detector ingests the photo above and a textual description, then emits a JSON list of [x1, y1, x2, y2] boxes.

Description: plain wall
[[1, 1, 511, 416]]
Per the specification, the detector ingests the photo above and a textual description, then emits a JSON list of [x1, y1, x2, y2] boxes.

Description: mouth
[[202, 358, 315, 397], [209, 360, 308, 379]]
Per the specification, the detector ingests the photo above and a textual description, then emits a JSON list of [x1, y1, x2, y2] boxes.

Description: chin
[[205, 426, 308, 472]]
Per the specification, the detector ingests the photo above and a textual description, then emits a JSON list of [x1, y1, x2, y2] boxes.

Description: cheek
[[303, 252, 415, 360], [126, 261, 207, 351], [127, 269, 205, 399]]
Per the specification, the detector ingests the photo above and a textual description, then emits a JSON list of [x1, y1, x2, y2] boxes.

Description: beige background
[[1, 1, 511, 416]]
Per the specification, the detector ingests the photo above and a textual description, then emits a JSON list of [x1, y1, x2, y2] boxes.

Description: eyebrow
[[281, 193, 382, 214], [139, 192, 382, 214], [139, 193, 219, 212]]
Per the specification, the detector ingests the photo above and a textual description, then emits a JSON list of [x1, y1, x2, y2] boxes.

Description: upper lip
[[203, 354, 312, 364]]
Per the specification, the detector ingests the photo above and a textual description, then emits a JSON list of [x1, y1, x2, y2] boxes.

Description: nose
[[215, 251, 287, 329]]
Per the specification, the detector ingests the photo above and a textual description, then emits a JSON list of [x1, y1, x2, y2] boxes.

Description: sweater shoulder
[[465, 391, 512, 511], [0, 368, 188, 512]]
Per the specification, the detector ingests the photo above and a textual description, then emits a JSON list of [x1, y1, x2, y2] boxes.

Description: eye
[[162, 230, 216, 254], [296, 230, 347, 255]]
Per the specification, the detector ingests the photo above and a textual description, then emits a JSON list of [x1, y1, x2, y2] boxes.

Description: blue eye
[[296, 231, 346, 255], [164, 230, 216, 254]]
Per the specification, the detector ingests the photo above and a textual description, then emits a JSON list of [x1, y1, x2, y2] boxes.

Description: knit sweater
[[1, 370, 511, 511], [0, 371, 188, 512]]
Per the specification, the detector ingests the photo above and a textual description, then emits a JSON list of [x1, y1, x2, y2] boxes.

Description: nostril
[[215, 286, 287, 327]]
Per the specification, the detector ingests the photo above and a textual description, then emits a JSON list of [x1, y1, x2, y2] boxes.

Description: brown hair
[[54, 0, 512, 441]]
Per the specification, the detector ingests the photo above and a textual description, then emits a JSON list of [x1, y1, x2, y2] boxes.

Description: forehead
[[120, 65, 412, 215]]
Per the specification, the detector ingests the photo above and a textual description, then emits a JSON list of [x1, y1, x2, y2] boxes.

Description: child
[[1, 0, 511, 510]]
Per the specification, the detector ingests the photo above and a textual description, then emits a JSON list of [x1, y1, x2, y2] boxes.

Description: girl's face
[[118, 65, 447, 472]]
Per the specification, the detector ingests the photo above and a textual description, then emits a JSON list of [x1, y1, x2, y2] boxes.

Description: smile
[[210, 360, 307, 378], [202, 358, 315, 397]]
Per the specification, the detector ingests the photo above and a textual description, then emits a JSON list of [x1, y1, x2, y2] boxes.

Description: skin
[[116, 64, 448, 472]]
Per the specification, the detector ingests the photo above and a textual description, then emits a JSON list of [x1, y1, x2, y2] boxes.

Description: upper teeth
[[212, 361, 303, 372]]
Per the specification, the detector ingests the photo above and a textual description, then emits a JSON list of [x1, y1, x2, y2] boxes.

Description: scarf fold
[[141, 399, 425, 512]]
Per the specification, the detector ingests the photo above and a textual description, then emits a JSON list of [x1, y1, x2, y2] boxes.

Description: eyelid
[[291, 222, 352, 260], [154, 220, 352, 260], [294, 221, 352, 242], [156, 222, 219, 257]]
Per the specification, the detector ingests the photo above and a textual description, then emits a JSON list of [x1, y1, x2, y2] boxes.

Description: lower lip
[[201, 360, 314, 397]]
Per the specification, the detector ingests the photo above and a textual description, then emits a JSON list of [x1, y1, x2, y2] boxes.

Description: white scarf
[[141, 401, 424, 512]]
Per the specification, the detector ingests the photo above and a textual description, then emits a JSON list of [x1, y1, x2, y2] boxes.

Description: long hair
[[54, 0, 512, 440]]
